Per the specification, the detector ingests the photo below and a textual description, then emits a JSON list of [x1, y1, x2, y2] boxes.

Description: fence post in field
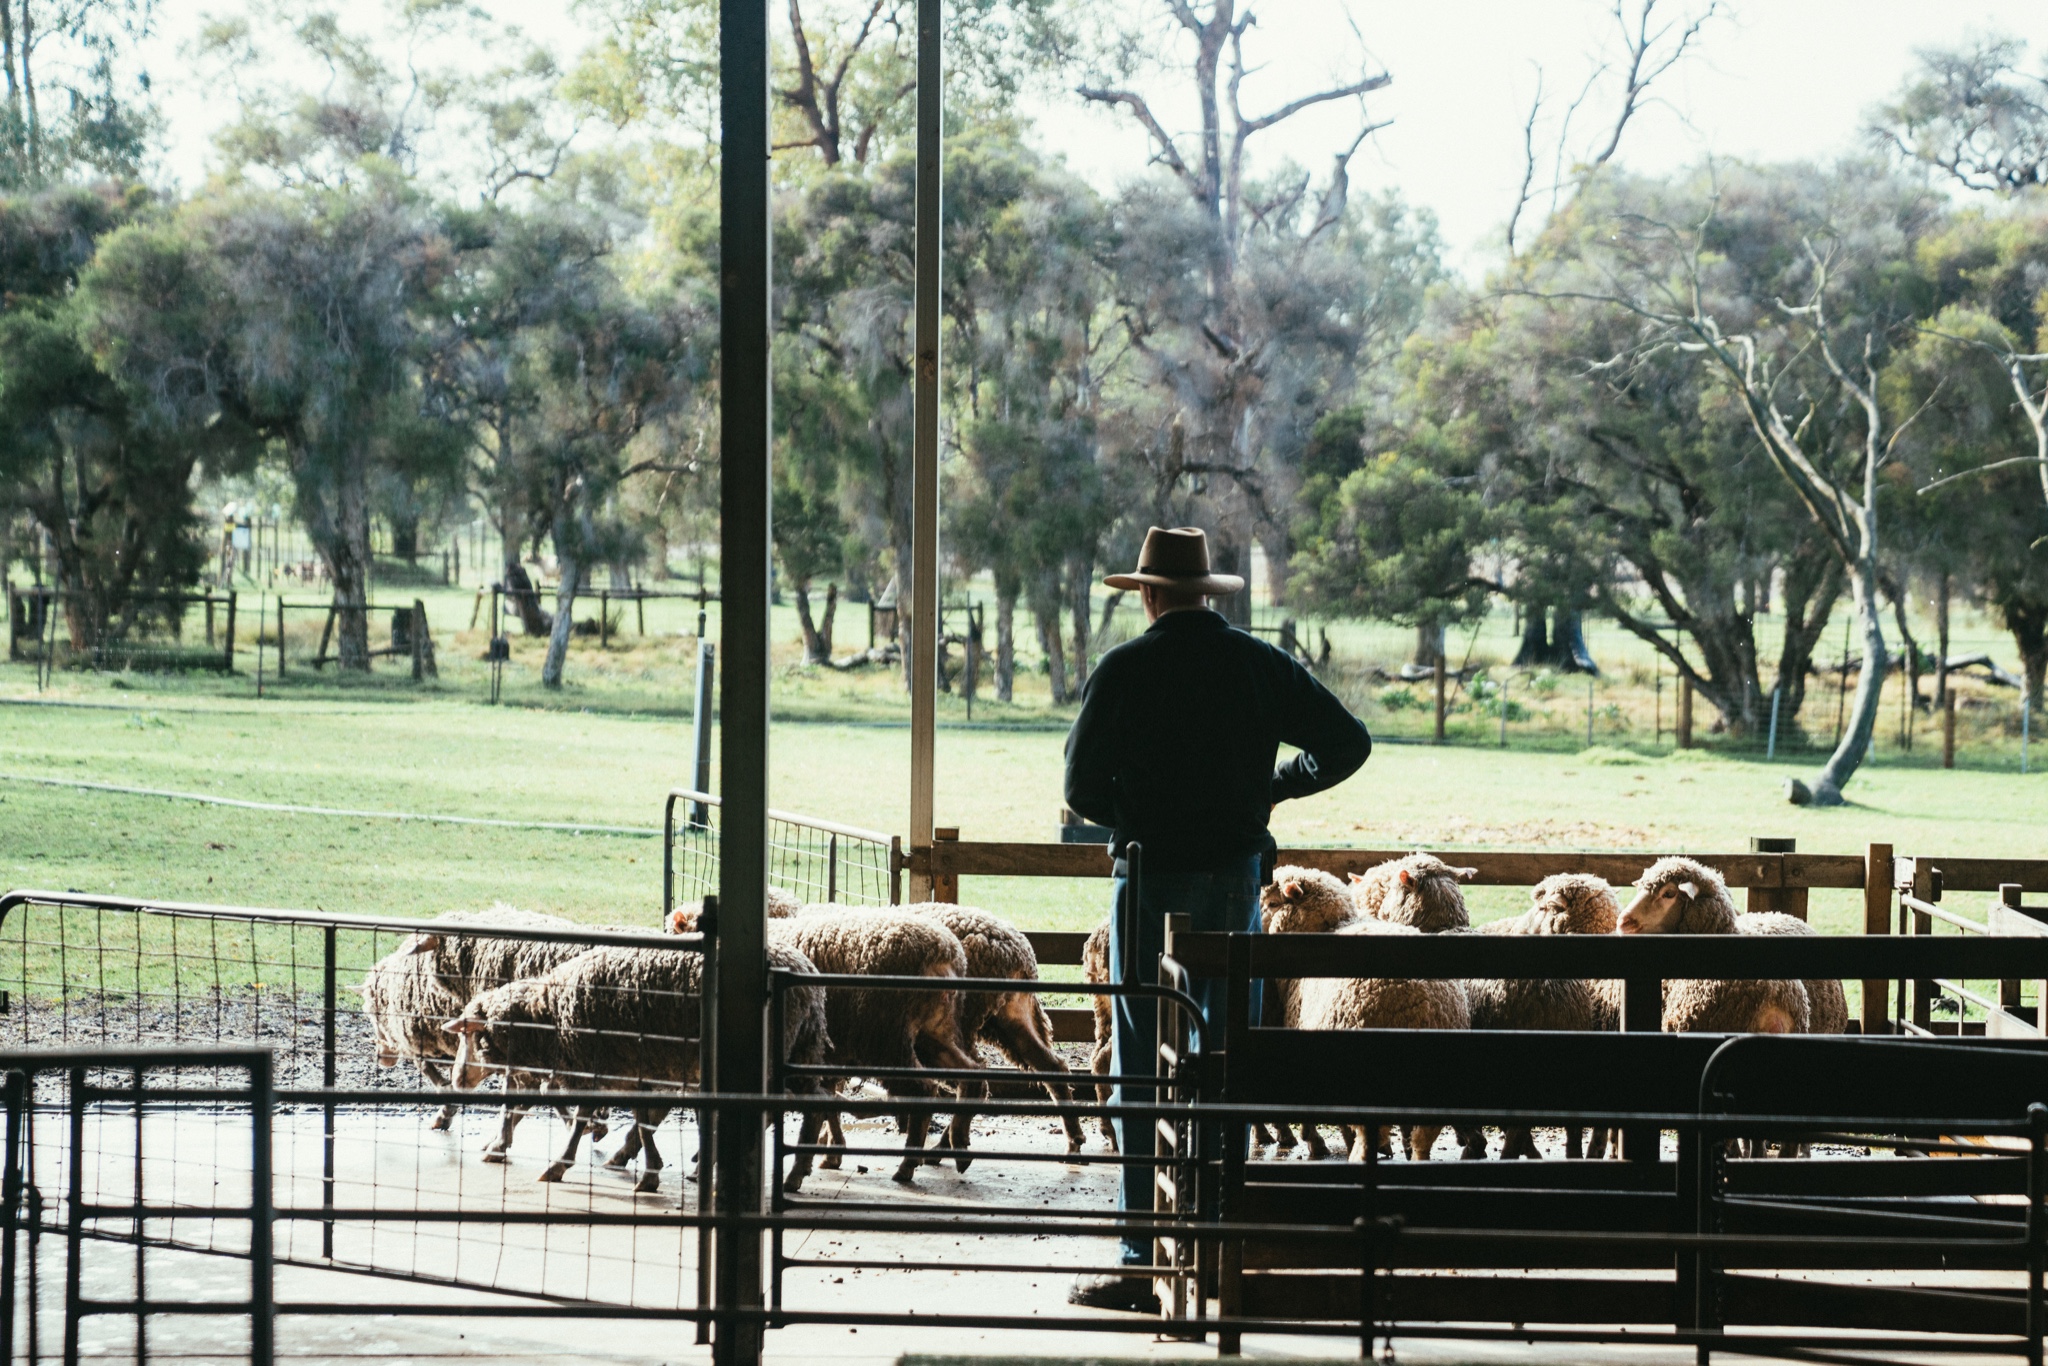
[[1767, 687, 1781, 759], [223, 590, 237, 673], [599, 589, 609, 648], [6, 589, 16, 663], [1433, 653, 1447, 743], [1677, 677, 1694, 749], [206, 595, 215, 648], [931, 827, 959, 905], [276, 598, 285, 677], [1943, 691, 1956, 769]]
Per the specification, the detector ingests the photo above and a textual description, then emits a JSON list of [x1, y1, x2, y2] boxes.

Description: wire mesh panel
[[1, 1048, 275, 1366], [664, 789, 899, 915], [0, 892, 714, 1319]]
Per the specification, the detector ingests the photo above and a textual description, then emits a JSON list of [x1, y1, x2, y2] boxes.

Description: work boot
[[1066, 1273, 1160, 1314]]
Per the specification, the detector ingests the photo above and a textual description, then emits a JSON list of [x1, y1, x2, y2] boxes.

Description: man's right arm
[[1063, 662, 1120, 828]]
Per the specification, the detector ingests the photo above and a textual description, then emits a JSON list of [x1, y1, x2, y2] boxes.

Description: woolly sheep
[[1736, 910, 1849, 1035], [1618, 858, 1811, 1035], [360, 904, 609, 1133], [769, 909, 984, 1185], [663, 884, 802, 933], [444, 941, 831, 1193], [1350, 853, 1479, 934], [1469, 874, 1621, 1160], [887, 903, 1083, 1163], [1263, 867, 1472, 1162], [1082, 920, 1116, 1151]]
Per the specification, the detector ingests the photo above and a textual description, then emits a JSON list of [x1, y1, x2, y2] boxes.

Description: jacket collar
[[1145, 608, 1229, 636]]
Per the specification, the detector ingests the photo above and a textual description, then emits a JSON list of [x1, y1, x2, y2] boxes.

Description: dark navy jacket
[[1062, 609, 1370, 872]]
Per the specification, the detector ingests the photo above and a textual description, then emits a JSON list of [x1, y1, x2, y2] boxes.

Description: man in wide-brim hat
[[1063, 526, 1371, 1312]]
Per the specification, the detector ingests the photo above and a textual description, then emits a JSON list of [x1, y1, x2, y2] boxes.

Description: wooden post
[[223, 590, 237, 673], [1861, 842, 1893, 1035], [411, 599, 426, 681], [1433, 652, 1447, 743], [930, 827, 959, 905], [1943, 690, 1957, 770], [1746, 837, 1804, 920], [599, 589, 609, 647], [1677, 676, 1693, 749], [276, 598, 285, 677]]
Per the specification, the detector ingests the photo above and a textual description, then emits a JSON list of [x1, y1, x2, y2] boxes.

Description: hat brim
[[1103, 571, 1245, 595]]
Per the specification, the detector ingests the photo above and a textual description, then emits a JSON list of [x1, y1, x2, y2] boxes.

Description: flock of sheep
[[358, 853, 1846, 1194]]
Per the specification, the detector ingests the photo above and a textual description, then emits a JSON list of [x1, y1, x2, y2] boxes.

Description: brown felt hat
[[1103, 526, 1244, 595]]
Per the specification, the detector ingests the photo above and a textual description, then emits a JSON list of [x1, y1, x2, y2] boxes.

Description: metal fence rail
[[663, 788, 900, 916]]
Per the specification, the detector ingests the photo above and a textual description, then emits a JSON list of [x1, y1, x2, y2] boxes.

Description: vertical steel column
[[905, 0, 943, 900], [250, 1053, 275, 1366], [714, 0, 772, 1360], [0, 1069, 23, 1366], [322, 925, 338, 1258]]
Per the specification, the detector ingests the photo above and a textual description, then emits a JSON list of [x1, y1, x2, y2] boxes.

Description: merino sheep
[[1736, 910, 1849, 1035], [664, 884, 802, 933], [769, 909, 984, 1185], [1263, 867, 1471, 1161], [444, 941, 830, 1193], [1618, 858, 1811, 1035], [885, 903, 1083, 1164], [1351, 853, 1479, 933], [1081, 919, 1117, 1151], [1468, 874, 1622, 1160], [360, 904, 608, 1132]]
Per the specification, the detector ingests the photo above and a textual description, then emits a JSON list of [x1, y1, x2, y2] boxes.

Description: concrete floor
[[4, 1101, 2014, 1364]]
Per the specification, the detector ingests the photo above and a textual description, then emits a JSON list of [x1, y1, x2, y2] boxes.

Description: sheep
[[884, 903, 1083, 1165], [1352, 855, 1490, 1159], [1081, 919, 1117, 1151], [1263, 867, 1472, 1162], [1736, 910, 1849, 1035], [663, 884, 802, 933], [1467, 874, 1621, 1160], [443, 940, 831, 1193], [767, 909, 984, 1185], [1350, 853, 1479, 933], [1618, 857, 1812, 1035], [359, 904, 611, 1133]]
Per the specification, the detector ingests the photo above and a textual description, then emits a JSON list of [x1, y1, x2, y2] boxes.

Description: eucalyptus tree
[[1872, 34, 2048, 196], [0, 0, 155, 189], [1551, 161, 1943, 802]]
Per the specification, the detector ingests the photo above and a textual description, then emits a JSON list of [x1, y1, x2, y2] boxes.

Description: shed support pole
[[906, 0, 943, 901], [714, 1, 771, 1361]]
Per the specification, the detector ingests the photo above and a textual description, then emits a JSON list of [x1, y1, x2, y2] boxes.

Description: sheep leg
[[916, 1028, 985, 1175], [1565, 1127, 1584, 1161], [1302, 1124, 1331, 1160], [1091, 1044, 1117, 1151], [984, 1008, 1087, 1155], [784, 1102, 829, 1194], [631, 1108, 667, 1194], [893, 1097, 934, 1185], [1500, 1127, 1541, 1161], [419, 1059, 457, 1131], [1408, 1125, 1445, 1161], [1457, 1127, 1490, 1160], [539, 1114, 596, 1182], [604, 1113, 644, 1169], [482, 1077, 540, 1162], [821, 1112, 846, 1170]]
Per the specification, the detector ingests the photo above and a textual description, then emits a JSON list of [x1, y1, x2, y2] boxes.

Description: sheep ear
[[1278, 879, 1303, 900], [442, 1017, 484, 1036], [1347, 872, 1366, 884], [1398, 869, 1415, 887], [404, 933, 439, 956], [1454, 866, 1478, 882], [1678, 881, 1699, 900]]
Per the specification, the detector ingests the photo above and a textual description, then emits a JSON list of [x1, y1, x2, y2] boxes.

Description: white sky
[[144, 1, 2043, 275]]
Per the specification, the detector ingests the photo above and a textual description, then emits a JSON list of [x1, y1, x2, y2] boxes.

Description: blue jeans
[[1107, 857, 1262, 1266]]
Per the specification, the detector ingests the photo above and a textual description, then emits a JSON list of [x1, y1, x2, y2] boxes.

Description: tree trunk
[[995, 577, 1016, 703], [1096, 590, 1126, 648], [1512, 607, 1549, 667], [1809, 561, 1887, 806], [1555, 610, 1597, 675], [818, 582, 837, 660], [1068, 555, 1092, 694], [1888, 579, 1923, 713], [1212, 537, 1251, 627], [1935, 572, 1951, 714], [391, 514, 420, 563], [794, 578, 831, 665], [2006, 598, 2048, 717], [1773, 547, 1842, 735], [541, 548, 579, 689], [1033, 578, 1068, 705], [1413, 620, 1444, 670]]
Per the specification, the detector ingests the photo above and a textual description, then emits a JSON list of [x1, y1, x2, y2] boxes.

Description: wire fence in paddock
[[663, 788, 900, 917]]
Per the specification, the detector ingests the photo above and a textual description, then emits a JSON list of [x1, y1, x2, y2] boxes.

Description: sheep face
[[1261, 867, 1355, 935], [1529, 874, 1619, 936], [441, 1010, 500, 1090], [665, 887, 799, 936], [1367, 854, 1476, 934], [1620, 857, 1737, 935]]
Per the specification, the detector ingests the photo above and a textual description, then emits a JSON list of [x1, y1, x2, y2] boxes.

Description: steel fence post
[[62, 1065, 85, 1366], [323, 924, 338, 1259], [251, 1052, 275, 1366], [0, 1068, 23, 1365]]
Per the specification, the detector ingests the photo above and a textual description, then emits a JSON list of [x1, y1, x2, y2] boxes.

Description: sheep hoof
[[820, 1154, 842, 1171], [603, 1150, 633, 1170], [537, 1162, 570, 1183], [480, 1149, 508, 1164], [783, 1172, 808, 1194], [954, 1155, 973, 1174], [891, 1164, 918, 1186], [429, 1115, 453, 1132], [633, 1171, 661, 1194], [588, 1120, 609, 1141]]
